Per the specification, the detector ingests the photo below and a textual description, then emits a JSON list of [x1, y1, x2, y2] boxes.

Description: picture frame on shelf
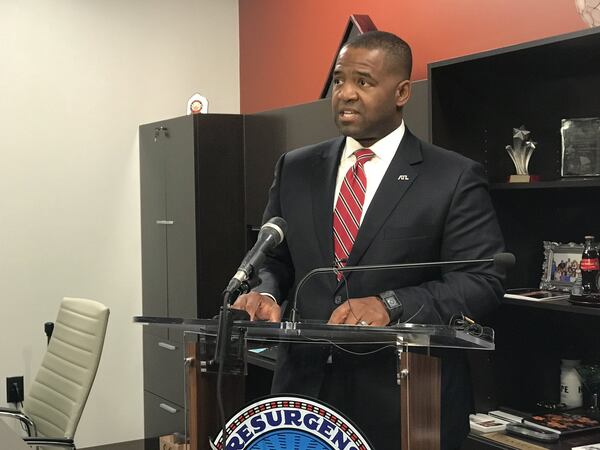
[[540, 241, 583, 291], [561, 118, 600, 177]]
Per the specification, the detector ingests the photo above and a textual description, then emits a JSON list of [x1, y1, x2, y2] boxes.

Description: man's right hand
[[231, 292, 281, 322]]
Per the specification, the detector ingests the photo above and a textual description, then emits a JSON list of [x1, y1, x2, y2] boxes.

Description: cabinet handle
[[156, 220, 174, 225], [159, 403, 178, 414], [158, 342, 177, 351], [153, 126, 170, 142]]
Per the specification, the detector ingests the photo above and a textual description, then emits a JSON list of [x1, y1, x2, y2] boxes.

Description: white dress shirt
[[333, 122, 405, 223]]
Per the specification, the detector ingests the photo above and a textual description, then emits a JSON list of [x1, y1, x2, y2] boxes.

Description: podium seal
[[212, 395, 373, 450]]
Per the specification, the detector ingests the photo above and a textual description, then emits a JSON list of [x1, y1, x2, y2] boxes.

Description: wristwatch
[[377, 290, 403, 321]]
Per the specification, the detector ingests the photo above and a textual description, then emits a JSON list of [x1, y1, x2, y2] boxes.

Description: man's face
[[332, 46, 410, 147]]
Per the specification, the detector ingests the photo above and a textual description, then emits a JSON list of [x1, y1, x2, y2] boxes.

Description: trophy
[[505, 125, 539, 183]]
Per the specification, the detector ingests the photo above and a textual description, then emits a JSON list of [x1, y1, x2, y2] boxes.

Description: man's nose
[[337, 82, 358, 101]]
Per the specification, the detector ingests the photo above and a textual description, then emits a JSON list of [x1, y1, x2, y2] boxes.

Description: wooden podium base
[[186, 342, 245, 450], [186, 341, 442, 450], [400, 351, 441, 450]]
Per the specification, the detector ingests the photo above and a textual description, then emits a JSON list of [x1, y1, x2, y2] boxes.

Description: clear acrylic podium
[[134, 316, 494, 450]]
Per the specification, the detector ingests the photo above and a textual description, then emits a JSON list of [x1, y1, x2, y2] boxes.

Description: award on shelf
[[505, 125, 540, 183], [561, 118, 600, 177]]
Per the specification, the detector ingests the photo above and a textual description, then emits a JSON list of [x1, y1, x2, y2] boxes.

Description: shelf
[[491, 179, 600, 190], [502, 297, 600, 317], [466, 429, 600, 450]]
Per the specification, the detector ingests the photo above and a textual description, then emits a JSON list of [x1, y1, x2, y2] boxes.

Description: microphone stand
[[290, 256, 503, 323], [212, 276, 256, 450]]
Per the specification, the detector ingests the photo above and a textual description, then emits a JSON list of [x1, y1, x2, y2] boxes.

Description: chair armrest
[[0, 407, 37, 436], [23, 437, 75, 449]]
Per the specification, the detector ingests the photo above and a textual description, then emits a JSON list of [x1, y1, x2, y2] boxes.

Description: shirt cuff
[[259, 292, 278, 304]]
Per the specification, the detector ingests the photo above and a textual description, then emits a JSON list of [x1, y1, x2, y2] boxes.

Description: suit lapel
[[312, 137, 345, 267], [344, 130, 423, 271]]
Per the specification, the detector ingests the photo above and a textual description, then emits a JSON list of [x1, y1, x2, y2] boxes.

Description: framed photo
[[561, 118, 600, 177], [540, 241, 583, 291]]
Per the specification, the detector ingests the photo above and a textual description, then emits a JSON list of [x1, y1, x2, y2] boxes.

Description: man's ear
[[396, 80, 411, 108]]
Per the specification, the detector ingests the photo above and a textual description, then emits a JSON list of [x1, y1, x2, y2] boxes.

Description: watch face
[[384, 295, 398, 309]]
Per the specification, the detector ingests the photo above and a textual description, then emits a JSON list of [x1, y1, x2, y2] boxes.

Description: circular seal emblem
[[212, 395, 373, 450]]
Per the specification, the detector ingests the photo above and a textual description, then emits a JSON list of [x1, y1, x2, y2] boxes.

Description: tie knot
[[354, 148, 375, 163]]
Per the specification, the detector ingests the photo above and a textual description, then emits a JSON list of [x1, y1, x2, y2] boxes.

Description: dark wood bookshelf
[[431, 28, 600, 449], [502, 297, 600, 317], [491, 179, 600, 190]]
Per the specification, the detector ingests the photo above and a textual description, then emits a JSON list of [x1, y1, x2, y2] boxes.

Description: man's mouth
[[339, 110, 359, 118]]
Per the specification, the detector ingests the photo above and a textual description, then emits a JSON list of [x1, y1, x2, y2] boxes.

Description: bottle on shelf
[[581, 235, 599, 297]]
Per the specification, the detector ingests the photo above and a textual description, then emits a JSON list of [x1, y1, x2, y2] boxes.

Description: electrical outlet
[[6, 376, 24, 404]]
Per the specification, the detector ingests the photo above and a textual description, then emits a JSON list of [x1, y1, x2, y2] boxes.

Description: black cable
[[215, 291, 232, 449]]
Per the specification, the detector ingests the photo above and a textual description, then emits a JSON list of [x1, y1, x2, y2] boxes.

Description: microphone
[[289, 252, 515, 322], [225, 217, 288, 293], [493, 252, 515, 269]]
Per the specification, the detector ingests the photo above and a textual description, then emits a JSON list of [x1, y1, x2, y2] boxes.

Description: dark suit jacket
[[256, 129, 505, 450]]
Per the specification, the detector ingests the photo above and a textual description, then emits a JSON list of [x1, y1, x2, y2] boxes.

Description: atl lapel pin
[[397, 174, 410, 181]]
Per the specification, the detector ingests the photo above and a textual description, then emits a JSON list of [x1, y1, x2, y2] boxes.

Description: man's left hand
[[328, 296, 390, 326]]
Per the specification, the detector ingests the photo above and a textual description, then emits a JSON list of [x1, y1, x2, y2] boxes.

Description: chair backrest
[[23, 297, 110, 438]]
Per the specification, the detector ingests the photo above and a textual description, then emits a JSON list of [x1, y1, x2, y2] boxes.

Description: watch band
[[377, 290, 403, 321]]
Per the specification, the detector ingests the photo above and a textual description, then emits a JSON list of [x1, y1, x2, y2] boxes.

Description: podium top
[[134, 316, 494, 350]]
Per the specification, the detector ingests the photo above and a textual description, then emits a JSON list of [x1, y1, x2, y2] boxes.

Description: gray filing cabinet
[[139, 114, 245, 439]]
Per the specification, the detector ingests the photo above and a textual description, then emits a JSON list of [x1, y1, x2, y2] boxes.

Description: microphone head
[[261, 217, 288, 244], [493, 252, 516, 268]]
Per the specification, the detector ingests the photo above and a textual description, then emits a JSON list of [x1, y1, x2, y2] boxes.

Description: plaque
[[561, 118, 600, 177]]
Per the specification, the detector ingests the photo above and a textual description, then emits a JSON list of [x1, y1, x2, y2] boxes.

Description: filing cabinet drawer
[[144, 390, 185, 438], [143, 331, 185, 405]]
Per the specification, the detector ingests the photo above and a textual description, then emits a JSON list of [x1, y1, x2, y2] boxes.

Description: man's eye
[[333, 78, 342, 85], [358, 79, 369, 86]]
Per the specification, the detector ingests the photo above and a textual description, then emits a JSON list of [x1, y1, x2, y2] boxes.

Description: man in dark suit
[[233, 31, 505, 450]]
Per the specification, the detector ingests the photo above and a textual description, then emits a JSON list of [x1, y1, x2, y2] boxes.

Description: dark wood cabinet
[[139, 114, 245, 438]]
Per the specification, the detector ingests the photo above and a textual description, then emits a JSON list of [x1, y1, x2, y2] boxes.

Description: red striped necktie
[[333, 148, 375, 278]]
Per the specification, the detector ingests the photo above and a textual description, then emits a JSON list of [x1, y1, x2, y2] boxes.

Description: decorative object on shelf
[[581, 235, 600, 294], [570, 235, 600, 305], [523, 411, 600, 435], [561, 118, 600, 177], [540, 241, 584, 291], [187, 93, 209, 115], [561, 359, 583, 409], [505, 125, 539, 183], [576, 364, 600, 418], [575, 0, 600, 27]]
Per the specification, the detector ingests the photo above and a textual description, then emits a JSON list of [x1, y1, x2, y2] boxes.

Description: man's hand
[[231, 292, 281, 322], [328, 296, 390, 326]]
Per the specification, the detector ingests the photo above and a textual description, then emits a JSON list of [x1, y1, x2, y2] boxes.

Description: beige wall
[[0, 0, 239, 446]]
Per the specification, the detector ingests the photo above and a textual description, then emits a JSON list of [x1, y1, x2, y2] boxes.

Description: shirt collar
[[342, 121, 405, 163]]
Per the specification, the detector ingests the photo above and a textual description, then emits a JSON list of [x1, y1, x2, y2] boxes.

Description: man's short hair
[[344, 31, 412, 79]]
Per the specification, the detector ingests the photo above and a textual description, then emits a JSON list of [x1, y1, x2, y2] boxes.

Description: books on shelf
[[489, 408, 600, 436], [522, 412, 600, 435], [488, 409, 525, 423], [504, 289, 570, 302]]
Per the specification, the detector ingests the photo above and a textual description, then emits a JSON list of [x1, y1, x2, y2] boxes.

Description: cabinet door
[[163, 117, 198, 320], [140, 123, 169, 338]]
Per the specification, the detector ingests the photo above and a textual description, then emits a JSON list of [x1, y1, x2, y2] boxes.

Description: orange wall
[[239, 0, 587, 113]]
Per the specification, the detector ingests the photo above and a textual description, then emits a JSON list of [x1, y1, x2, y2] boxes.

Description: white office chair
[[0, 297, 110, 448]]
